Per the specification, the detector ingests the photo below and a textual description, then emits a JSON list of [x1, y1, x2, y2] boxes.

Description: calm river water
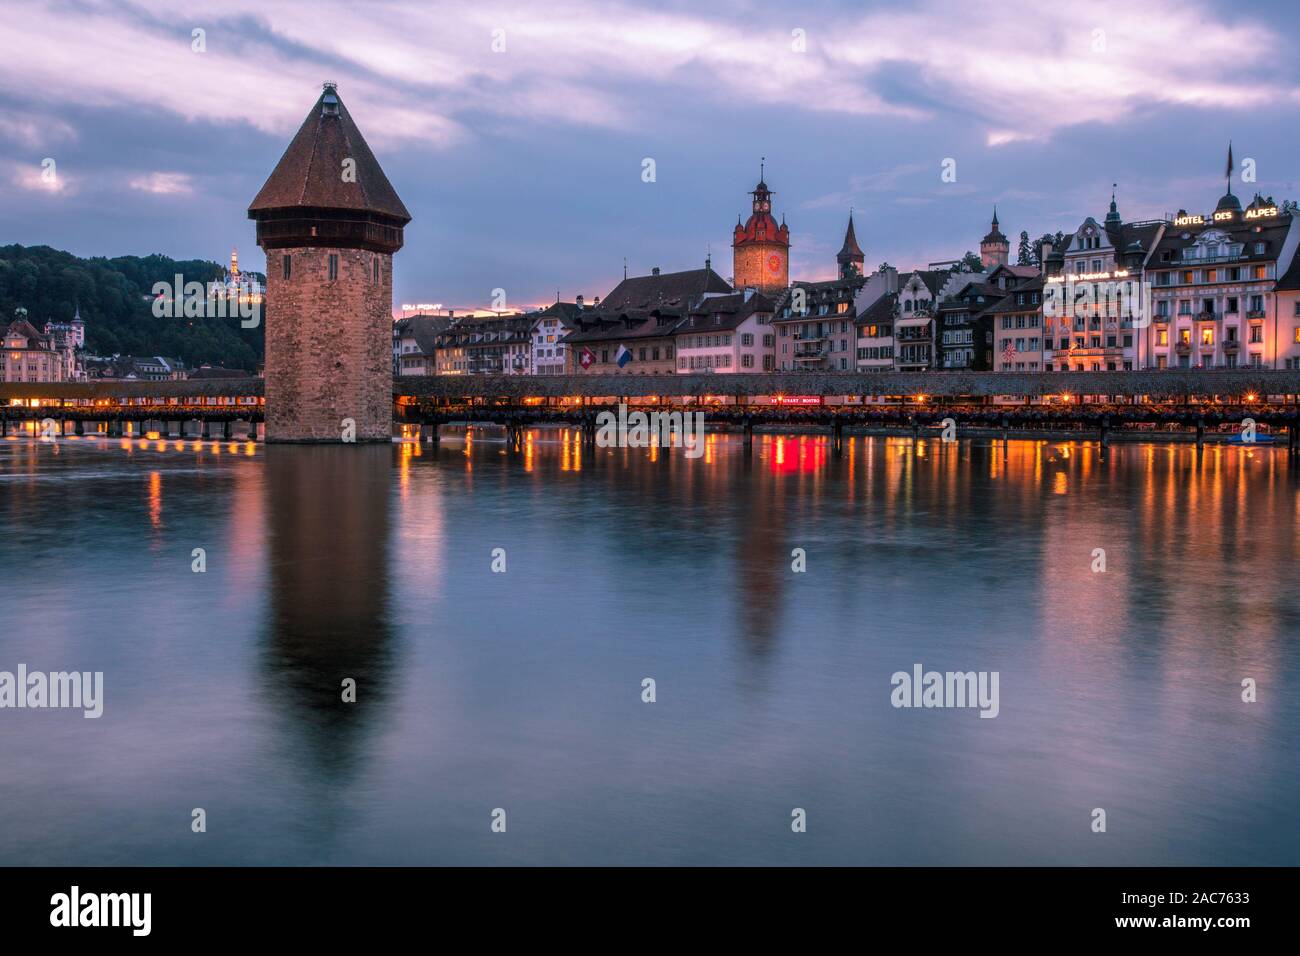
[[1, 430, 1298, 865]]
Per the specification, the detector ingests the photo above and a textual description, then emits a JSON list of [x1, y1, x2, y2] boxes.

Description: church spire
[[836, 209, 865, 278], [1105, 183, 1121, 226]]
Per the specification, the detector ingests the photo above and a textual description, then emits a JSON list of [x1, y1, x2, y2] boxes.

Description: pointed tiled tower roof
[[250, 84, 410, 220], [248, 84, 410, 252], [837, 212, 864, 261], [982, 206, 1006, 243]]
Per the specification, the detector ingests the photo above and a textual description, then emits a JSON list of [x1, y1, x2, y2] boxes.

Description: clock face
[[767, 254, 781, 274]]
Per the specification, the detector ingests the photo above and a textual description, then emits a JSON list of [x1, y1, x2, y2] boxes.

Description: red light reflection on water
[[769, 435, 826, 475]]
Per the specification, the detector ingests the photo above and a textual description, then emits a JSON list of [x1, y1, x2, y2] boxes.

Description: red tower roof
[[734, 178, 789, 249]]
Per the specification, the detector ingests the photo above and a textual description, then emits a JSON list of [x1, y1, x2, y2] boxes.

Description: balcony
[[1224, 340, 1240, 351], [1247, 310, 1266, 320], [1174, 341, 1191, 354]]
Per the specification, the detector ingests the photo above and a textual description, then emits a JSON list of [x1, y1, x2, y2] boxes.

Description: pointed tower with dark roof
[[836, 211, 865, 278], [248, 83, 411, 442], [980, 207, 1009, 269]]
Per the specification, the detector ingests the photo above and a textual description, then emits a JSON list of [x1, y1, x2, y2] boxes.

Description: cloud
[[10, 160, 73, 195], [825, 0, 1289, 143], [2, 0, 1284, 156], [987, 130, 1042, 148], [128, 172, 194, 195], [0, 110, 77, 149]]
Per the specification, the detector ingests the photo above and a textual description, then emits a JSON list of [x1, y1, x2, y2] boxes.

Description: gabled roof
[[401, 314, 454, 354], [1151, 214, 1292, 265], [681, 291, 775, 332], [598, 268, 731, 313], [1276, 244, 1300, 291], [532, 301, 586, 328], [1103, 219, 1165, 259], [561, 310, 686, 345], [4, 319, 47, 344], [902, 269, 951, 297], [986, 276, 1045, 313], [937, 281, 1007, 313], [248, 85, 410, 222], [857, 292, 897, 324]]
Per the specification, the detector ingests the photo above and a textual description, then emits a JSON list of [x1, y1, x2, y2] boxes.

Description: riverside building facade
[[1143, 193, 1299, 369]]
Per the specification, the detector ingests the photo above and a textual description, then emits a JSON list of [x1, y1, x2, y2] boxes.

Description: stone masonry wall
[[265, 246, 392, 442], [733, 242, 787, 293]]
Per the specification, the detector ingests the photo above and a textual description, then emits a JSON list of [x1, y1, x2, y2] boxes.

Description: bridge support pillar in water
[[1195, 418, 1205, 450], [832, 421, 844, 457]]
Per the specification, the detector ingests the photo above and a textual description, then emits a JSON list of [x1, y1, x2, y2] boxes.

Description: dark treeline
[[0, 244, 264, 371]]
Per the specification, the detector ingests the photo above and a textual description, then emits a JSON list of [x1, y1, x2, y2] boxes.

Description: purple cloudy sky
[[2, 0, 1298, 311]]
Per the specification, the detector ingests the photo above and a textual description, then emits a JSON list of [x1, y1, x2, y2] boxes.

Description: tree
[[0, 244, 263, 370], [1030, 231, 1067, 267], [951, 250, 982, 272], [1017, 230, 1032, 266]]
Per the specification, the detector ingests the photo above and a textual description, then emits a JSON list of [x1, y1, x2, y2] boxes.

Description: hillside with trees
[[0, 244, 263, 371]]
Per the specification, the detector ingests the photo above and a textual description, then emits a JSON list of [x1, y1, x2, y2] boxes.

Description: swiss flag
[[579, 348, 595, 369]]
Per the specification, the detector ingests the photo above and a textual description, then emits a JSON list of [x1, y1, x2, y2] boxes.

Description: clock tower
[[732, 161, 789, 293]]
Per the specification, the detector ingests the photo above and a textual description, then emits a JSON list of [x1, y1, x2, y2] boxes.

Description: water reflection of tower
[[263, 445, 395, 781], [735, 436, 824, 656]]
